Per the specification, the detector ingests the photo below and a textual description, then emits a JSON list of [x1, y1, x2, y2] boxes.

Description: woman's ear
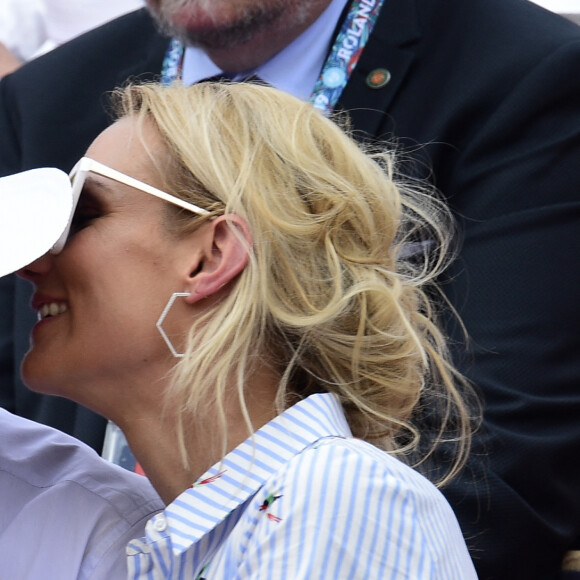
[[183, 214, 252, 303]]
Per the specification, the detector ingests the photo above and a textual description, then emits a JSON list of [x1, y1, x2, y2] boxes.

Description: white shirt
[[0, 0, 45, 61], [126, 393, 477, 579], [181, 0, 349, 100], [0, 0, 144, 61], [0, 408, 163, 580]]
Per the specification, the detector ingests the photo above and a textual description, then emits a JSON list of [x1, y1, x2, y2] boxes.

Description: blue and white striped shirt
[[126, 393, 477, 579]]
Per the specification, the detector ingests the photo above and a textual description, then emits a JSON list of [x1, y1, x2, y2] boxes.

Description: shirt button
[[153, 515, 168, 532]]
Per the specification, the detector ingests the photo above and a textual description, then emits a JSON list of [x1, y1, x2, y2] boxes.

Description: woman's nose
[[16, 252, 54, 282]]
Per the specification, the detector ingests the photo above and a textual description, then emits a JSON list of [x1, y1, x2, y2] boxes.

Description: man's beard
[[149, 0, 292, 52]]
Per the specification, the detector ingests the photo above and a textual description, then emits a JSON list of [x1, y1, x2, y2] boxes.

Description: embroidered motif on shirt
[[190, 469, 227, 488], [259, 492, 283, 522]]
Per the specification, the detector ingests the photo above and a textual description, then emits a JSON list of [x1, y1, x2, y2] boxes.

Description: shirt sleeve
[[222, 440, 476, 580]]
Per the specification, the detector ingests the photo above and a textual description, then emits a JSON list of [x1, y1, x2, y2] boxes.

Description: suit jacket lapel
[[338, 0, 422, 138]]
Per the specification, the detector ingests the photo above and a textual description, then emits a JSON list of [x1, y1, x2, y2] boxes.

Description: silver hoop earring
[[156, 292, 190, 358]]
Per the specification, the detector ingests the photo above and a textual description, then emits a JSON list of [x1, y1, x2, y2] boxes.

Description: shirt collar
[[147, 393, 351, 555], [181, 0, 349, 101]]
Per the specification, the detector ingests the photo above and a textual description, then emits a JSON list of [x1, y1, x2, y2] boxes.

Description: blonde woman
[[17, 82, 477, 578]]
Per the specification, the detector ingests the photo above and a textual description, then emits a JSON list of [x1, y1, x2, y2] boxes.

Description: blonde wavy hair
[[112, 81, 477, 486]]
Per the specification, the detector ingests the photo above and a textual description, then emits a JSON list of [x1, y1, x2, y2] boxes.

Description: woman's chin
[[20, 372, 63, 397], [20, 355, 70, 398]]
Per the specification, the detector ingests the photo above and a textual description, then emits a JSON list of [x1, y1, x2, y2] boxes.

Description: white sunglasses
[[52, 157, 210, 253]]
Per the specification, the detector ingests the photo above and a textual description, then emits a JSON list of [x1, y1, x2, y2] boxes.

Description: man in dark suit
[[1, 0, 579, 577]]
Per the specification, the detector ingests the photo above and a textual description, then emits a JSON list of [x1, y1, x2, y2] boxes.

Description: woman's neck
[[119, 366, 282, 505]]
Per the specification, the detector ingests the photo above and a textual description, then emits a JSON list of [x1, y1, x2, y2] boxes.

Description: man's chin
[[149, 1, 286, 53]]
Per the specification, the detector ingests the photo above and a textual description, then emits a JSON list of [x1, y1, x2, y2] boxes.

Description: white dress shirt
[[0, 408, 163, 580], [0, 0, 144, 61], [127, 393, 477, 579]]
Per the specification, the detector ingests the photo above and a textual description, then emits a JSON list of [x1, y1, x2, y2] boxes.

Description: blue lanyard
[[161, 38, 184, 86], [310, 0, 385, 114], [161, 0, 385, 114]]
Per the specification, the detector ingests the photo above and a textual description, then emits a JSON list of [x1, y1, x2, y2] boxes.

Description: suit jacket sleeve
[[340, 0, 580, 577], [439, 39, 580, 577]]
